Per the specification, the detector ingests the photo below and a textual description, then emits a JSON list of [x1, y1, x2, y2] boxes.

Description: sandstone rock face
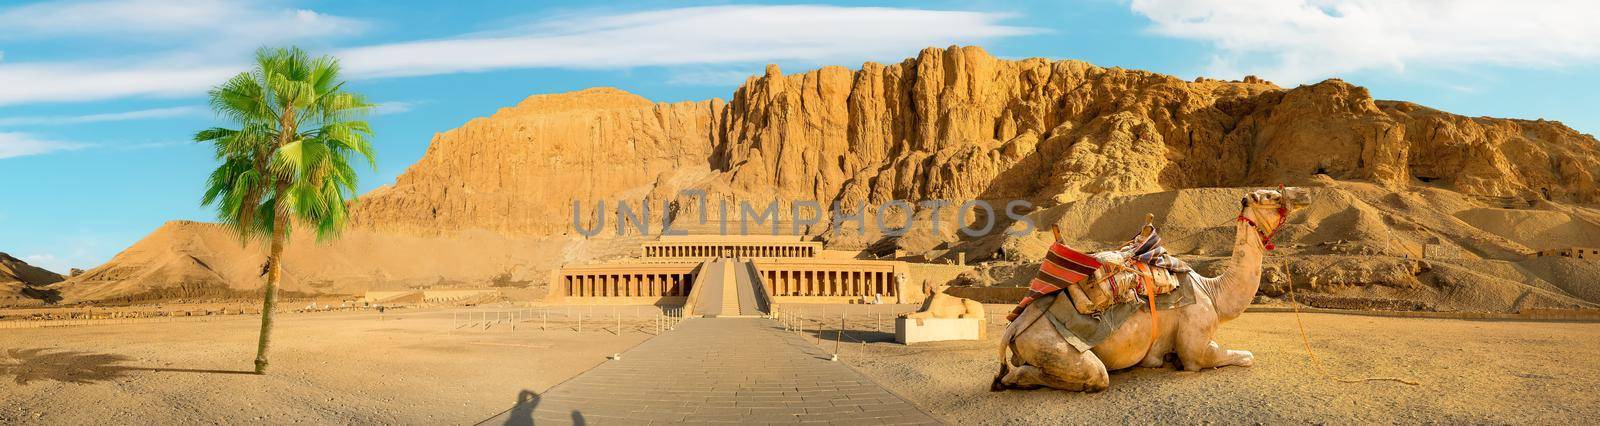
[[350, 88, 722, 236], [351, 46, 1599, 239], [714, 46, 1597, 210], [39, 46, 1600, 311]]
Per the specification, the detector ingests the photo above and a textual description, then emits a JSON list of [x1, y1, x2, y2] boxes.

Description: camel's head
[[1239, 187, 1310, 239]]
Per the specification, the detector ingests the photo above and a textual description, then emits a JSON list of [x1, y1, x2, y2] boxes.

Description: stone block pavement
[[483, 318, 940, 425]]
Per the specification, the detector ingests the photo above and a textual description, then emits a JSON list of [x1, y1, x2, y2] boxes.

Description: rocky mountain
[[36, 46, 1600, 311], [351, 46, 1597, 238], [350, 88, 722, 236]]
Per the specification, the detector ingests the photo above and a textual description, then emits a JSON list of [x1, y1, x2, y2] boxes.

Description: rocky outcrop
[[350, 46, 1599, 239], [350, 88, 722, 236], [714, 46, 1597, 209]]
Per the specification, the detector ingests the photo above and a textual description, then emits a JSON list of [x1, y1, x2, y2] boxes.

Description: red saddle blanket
[[1005, 226, 1190, 321]]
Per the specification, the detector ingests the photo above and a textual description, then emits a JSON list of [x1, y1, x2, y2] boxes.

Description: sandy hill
[[37, 46, 1600, 311], [1, 252, 64, 305], [53, 221, 594, 304], [0, 252, 62, 285]]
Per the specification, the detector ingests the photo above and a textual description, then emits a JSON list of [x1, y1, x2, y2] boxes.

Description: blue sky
[[2, 0, 1597, 272]]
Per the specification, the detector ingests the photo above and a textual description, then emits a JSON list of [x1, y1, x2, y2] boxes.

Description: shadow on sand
[[482, 389, 590, 426], [0, 348, 255, 385]]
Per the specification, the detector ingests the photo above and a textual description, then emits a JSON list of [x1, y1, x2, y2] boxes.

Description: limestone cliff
[[351, 46, 1599, 239], [39, 46, 1600, 311], [350, 88, 722, 236]]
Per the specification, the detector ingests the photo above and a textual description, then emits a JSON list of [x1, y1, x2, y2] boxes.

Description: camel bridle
[[1236, 201, 1289, 251]]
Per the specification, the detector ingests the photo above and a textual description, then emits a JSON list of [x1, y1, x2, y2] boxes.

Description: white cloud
[[0, 106, 204, 127], [0, 0, 366, 106], [0, 5, 1030, 106], [371, 101, 419, 115], [20, 253, 57, 267], [1131, 0, 1600, 84], [0, 132, 86, 159], [17, 231, 117, 272], [338, 5, 1036, 78], [667, 68, 765, 86], [0, 60, 238, 105], [0, 0, 365, 42], [116, 140, 190, 151]]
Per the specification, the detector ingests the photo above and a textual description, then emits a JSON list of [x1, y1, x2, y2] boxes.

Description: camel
[[993, 187, 1310, 391]]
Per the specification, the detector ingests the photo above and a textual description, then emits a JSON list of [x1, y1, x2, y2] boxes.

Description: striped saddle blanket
[[1006, 226, 1193, 321]]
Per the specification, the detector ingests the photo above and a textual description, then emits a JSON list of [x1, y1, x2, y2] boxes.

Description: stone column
[[851, 271, 861, 296]]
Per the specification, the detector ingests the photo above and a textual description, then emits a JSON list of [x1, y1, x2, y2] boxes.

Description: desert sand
[[0, 307, 648, 424], [2, 303, 1597, 424], [817, 309, 1600, 424]]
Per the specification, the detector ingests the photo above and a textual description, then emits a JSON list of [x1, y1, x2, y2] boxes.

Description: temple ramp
[[687, 259, 727, 317], [734, 261, 769, 316], [685, 258, 769, 317]]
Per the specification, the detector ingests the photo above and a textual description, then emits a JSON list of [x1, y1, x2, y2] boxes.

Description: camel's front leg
[[1174, 322, 1253, 371], [1177, 338, 1253, 371]]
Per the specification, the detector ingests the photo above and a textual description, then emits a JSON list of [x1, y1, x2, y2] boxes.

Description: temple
[[546, 235, 913, 315]]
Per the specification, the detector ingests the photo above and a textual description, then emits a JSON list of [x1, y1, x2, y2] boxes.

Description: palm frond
[[200, 45, 375, 243]]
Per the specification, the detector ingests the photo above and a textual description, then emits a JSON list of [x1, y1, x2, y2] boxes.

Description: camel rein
[[1284, 264, 1421, 386], [1014, 199, 1421, 387], [1145, 205, 1421, 386]]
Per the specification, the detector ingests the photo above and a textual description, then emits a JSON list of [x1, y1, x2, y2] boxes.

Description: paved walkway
[[484, 318, 939, 425]]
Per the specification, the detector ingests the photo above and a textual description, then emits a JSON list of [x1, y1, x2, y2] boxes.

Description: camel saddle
[[1004, 225, 1193, 322], [1062, 252, 1183, 315], [1041, 273, 1199, 352], [1062, 221, 1193, 316]]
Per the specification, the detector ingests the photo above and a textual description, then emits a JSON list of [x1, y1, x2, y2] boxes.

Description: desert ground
[[814, 308, 1600, 424], [0, 306, 651, 425], [3, 303, 1598, 424]]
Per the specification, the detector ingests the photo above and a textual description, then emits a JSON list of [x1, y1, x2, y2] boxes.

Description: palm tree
[[196, 47, 375, 374]]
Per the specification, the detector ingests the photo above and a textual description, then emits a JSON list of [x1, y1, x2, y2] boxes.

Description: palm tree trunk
[[254, 184, 290, 374]]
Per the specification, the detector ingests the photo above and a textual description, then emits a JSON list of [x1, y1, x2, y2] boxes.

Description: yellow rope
[[1285, 269, 1421, 386]]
